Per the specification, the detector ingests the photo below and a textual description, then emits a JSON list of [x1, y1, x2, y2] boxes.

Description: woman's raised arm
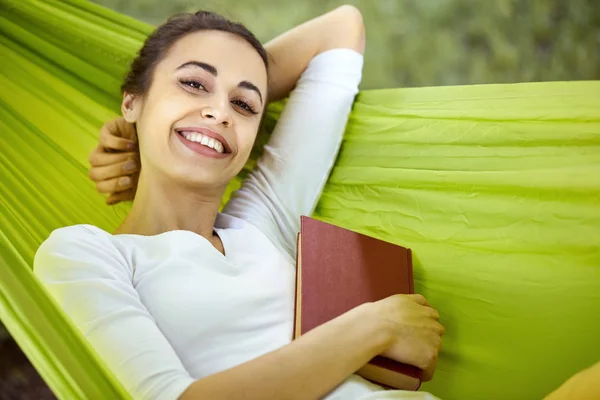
[[264, 5, 365, 102]]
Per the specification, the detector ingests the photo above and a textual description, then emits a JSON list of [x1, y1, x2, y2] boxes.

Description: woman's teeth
[[180, 131, 225, 153]]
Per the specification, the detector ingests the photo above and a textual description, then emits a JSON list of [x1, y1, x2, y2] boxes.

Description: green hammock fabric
[[1, 0, 599, 399]]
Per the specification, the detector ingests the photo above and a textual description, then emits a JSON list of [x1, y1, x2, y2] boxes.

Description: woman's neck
[[116, 171, 227, 242]]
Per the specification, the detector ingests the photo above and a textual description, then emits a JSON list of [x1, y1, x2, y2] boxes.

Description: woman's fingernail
[[119, 176, 132, 187], [123, 160, 137, 172], [127, 142, 136, 150]]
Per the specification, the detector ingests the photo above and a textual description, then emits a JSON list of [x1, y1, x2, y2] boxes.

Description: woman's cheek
[[155, 96, 186, 123], [239, 128, 259, 156]]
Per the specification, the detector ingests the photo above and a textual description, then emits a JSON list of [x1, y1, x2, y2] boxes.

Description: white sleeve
[[34, 226, 195, 400], [223, 48, 364, 259]]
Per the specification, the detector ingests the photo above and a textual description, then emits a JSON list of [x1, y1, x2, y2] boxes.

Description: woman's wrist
[[338, 302, 394, 359]]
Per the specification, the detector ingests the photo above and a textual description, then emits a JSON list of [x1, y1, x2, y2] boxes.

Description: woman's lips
[[175, 127, 232, 153], [174, 130, 231, 159]]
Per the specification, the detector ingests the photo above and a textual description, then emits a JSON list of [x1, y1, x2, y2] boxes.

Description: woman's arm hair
[[264, 5, 365, 102]]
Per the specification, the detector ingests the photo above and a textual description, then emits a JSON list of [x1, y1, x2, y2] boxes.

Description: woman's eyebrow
[[239, 81, 263, 105], [177, 61, 217, 76], [177, 61, 263, 104]]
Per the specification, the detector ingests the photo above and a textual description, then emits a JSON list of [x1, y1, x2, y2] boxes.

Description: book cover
[[294, 216, 421, 390]]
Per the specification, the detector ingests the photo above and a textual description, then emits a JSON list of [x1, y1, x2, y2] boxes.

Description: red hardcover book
[[294, 216, 422, 390]]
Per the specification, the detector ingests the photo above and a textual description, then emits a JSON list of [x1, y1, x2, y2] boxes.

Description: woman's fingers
[[89, 147, 138, 168], [88, 158, 139, 182], [99, 132, 136, 152], [427, 307, 441, 321], [407, 294, 429, 306], [106, 188, 136, 205], [421, 353, 438, 382], [99, 118, 137, 151], [87, 117, 139, 203], [95, 175, 135, 195]]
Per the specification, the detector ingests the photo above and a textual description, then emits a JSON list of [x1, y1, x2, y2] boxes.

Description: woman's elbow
[[324, 5, 366, 54]]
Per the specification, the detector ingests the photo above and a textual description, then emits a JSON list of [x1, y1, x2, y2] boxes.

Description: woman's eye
[[232, 100, 258, 115], [181, 80, 206, 91]]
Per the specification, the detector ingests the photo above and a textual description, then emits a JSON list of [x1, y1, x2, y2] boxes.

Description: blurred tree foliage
[[91, 0, 599, 89]]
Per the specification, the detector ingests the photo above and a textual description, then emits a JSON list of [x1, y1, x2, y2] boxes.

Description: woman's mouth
[[179, 130, 225, 153], [175, 129, 231, 159]]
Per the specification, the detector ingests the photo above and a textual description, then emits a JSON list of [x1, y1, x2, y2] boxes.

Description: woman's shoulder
[[39, 224, 113, 251], [34, 224, 128, 280]]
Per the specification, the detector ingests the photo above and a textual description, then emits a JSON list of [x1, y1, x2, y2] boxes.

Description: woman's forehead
[[162, 31, 267, 85]]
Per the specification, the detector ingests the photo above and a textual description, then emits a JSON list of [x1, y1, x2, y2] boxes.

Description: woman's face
[[124, 30, 268, 190]]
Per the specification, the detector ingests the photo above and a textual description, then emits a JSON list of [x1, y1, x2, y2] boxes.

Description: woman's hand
[[367, 294, 445, 381], [88, 117, 140, 205]]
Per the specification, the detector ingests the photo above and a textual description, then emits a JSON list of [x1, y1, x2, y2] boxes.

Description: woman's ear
[[122, 92, 141, 123]]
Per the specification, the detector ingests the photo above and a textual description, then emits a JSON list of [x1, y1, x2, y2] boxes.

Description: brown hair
[[121, 11, 268, 95]]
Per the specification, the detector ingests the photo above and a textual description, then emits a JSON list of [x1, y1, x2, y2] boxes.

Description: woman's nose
[[201, 105, 232, 128]]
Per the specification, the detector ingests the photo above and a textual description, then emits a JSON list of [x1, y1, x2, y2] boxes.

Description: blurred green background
[[90, 0, 600, 89]]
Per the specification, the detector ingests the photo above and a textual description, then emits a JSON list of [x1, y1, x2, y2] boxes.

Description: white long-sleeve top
[[35, 48, 439, 400]]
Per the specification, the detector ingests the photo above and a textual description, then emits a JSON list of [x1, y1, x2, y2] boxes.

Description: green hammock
[[1, 0, 599, 399]]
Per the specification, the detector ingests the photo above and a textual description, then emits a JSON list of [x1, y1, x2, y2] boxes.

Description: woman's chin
[[167, 163, 231, 190], [143, 132, 240, 190]]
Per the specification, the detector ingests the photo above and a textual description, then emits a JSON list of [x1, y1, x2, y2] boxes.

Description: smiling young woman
[[34, 6, 444, 400]]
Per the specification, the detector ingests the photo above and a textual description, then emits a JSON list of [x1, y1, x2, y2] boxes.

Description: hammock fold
[[1, 0, 599, 399]]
